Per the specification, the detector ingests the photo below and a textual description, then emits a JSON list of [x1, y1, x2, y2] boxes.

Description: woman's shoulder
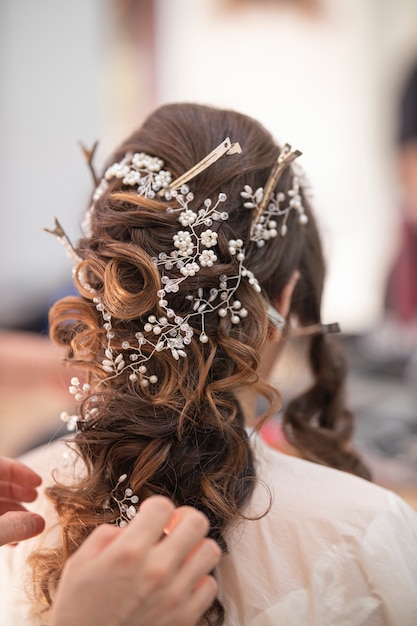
[[217, 434, 417, 626], [249, 431, 415, 524]]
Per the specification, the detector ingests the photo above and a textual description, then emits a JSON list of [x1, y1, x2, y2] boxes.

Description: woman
[[1, 103, 416, 625]]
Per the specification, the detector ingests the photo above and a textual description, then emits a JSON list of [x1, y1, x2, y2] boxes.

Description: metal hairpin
[[293, 322, 341, 337], [267, 304, 287, 331], [43, 217, 81, 265], [159, 137, 242, 196], [250, 144, 302, 237]]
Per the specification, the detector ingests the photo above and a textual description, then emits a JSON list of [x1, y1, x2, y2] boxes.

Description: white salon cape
[[0, 435, 416, 626]]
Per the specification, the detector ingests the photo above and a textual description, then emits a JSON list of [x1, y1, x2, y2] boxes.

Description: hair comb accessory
[[94, 187, 261, 386], [48, 137, 307, 410], [93, 151, 173, 202], [242, 144, 308, 246], [103, 474, 140, 527], [46, 140, 257, 392], [81, 150, 174, 237]]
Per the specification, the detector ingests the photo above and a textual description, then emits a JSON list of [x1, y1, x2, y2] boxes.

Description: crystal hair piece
[[96, 186, 261, 387], [68, 140, 259, 389], [103, 474, 140, 527], [46, 137, 309, 402], [92, 152, 173, 202]]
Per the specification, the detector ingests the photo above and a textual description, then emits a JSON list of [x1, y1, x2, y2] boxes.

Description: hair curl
[[30, 103, 370, 624]]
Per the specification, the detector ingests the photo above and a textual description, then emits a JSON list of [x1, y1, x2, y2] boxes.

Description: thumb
[[0, 511, 45, 546]]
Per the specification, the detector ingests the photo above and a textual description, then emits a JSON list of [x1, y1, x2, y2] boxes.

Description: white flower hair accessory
[[46, 136, 308, 417], [242, 175, 308, 245], [93, 152, 173, 202], [96, 184, 260, 387], [103, 474, 140, 527]]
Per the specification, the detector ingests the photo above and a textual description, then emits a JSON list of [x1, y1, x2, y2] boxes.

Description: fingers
[[0, 457, 42, 503], [164, 505, 208, 535], [0, 457, 42, 488], [0, 511, 45, 546], [52, 498, 221, 626], [155, 506, 210, 572], [174, 537, 221, 590], [0, 500, 28, 515], [182, 574, 219, 626], [108, 496, 176, 556], [160, 535, 220, 625], [0, 480, 38, 503], [0, 457, 44, 546]]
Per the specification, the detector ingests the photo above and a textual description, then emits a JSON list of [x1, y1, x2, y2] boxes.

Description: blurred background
[[0, 0, 416, 504]]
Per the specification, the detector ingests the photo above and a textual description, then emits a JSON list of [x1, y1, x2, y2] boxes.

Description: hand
[[51, 496, 221, 626], [0, 457, 45, 546]]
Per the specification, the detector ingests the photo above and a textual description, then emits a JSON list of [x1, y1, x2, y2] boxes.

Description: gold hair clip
[[43, 217, 82, 265], [160, 137, 242, 196], [79, 141, 100, 187], [250, 144, 302, 237]]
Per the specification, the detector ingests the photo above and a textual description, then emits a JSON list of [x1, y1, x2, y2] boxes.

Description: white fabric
[[218, 433, 417, 625], [0, 439, 82, 626], [0, 435, 416, 625]]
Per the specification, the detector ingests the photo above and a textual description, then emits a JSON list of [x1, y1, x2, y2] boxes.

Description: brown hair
[[31, 103, 370, 624]]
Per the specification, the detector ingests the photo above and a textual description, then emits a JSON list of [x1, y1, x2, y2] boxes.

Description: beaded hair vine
[[102, 474, 140, 527], [46, 138, 307, 396]]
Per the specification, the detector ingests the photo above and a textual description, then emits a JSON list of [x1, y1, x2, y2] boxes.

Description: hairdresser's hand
[[51, 496, 221, 626], [0, 457, 45, 546]]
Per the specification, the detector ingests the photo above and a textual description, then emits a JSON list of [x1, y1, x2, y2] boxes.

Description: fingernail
[[31, 514, 45, 535]]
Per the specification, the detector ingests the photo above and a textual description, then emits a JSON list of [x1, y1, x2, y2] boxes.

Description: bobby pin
[[251, 144, 302, 237], [160, 137, 242, 196]]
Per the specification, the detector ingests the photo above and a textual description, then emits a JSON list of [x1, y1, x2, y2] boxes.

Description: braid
[[283, 333, 371, 479], [281, 207, 371, 479]]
